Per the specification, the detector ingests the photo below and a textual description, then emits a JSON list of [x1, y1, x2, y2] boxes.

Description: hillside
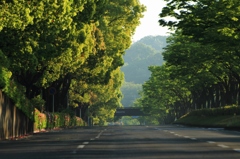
[[121, 35, 167, 107]]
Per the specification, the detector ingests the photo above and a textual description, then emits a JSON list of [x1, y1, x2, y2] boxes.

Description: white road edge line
[[217, 144, 229, 148], [174, 134, 183, 138], [72, 145, 85, 153], [77, 145, 85, 149], [207, 141, 216, 144], [233, 149, 240, 153]]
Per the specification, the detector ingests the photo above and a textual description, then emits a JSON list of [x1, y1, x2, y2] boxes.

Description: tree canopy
[[0, 0, 146, 125], [135, 0, 240, 124]]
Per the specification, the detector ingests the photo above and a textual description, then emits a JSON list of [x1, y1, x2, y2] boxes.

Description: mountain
[[138, 35, 167, 51], [121, 35, 167, 107]]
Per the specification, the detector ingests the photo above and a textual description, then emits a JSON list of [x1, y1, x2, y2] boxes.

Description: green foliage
[[135, 63, 192, 124], [0, 68, 8, 89], [186, 106, 240, 117], [175, 115, 240, 128], [121, 82, 142, 107], [122, 36, 165, 84], [34, 109, 85, 131], [2, 69, 34, 120], [88, 68, 125, 125], [31, 95, 45, 112], [121, 36, 166, 111], [121, 116, 140, 125], [174, 106, 240, 127], [0, 50, 10, 89], [93, 107, 116, 126], [0, 50, 9, 68], [134, 115, 160, 125], [0, 0, 146, 124], [137, 0, 240, 125]]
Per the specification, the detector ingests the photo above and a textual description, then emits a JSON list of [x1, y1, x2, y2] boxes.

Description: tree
[[0, 0, 146, 123], [135, 64, 191, 124], [159, 0, 240, 107], [0, 0, 91, 99], [121, 82, 142, 107]]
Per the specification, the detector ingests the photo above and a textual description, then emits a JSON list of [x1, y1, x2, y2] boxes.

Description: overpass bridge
[[114, 107, 147, 116]]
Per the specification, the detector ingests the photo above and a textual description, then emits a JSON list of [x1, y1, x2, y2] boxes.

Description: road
[[0, 125, 240, 159]]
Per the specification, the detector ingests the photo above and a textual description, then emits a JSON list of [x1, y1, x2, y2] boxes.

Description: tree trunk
[[215, 83, 221, 107]]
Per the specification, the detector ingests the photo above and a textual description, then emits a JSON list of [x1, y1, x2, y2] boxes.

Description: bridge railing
[[114, 108, 146, 116]]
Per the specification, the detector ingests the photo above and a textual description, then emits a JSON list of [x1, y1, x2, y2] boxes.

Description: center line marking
[[96, 130, 104, 138]]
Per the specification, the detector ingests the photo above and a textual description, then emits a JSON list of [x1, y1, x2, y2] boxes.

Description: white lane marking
[[207, 141, 216, 144], [174, 134, 183, 137], [234, 149, 240, 153], [72, 140, 91, 153], [90, 138, 95, 140], [72, 144, 85, 153], [96, 130, 104, 138], [77, 145, 85, 149], [190, 138, 197, 140], [218, 144, 229, 148], [169, 131, 175, 134], [163, 130, 168, 132], [184, 136, 190, 138]]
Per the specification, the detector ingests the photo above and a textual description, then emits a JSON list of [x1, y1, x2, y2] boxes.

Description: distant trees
[[0, 0, 145, 125], [136, 0, 240, 124], [121, 82, 142, 107]]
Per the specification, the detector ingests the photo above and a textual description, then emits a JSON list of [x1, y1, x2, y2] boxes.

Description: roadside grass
[[174, 115, 240, 129]]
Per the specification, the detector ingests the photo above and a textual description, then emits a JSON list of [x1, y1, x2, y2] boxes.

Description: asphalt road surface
[[0, 125, 240, 159]]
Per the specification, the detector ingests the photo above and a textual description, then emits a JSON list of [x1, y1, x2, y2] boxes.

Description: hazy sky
[[132, 0, 170, 42]]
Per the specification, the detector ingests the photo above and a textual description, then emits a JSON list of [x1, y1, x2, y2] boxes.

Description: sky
[[132, 0, 171, 42]]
